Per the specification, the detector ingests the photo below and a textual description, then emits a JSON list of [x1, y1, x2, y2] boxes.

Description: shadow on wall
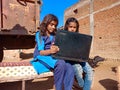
[[25, 77, 54, 90], [20, 52, 33, 60], [11, 24, 28, 34], [3, 24, 28, 34], [0, 77, 54, 90], [99, 79, 118, 90]]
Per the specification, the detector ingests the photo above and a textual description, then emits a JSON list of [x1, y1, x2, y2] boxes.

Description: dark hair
[[64, 17, 79, 32], [39, 14, 58, 36]]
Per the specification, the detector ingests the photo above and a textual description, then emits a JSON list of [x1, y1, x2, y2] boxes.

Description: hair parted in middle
[[64, 17, 79, 32], [39, 14, 58, 36]]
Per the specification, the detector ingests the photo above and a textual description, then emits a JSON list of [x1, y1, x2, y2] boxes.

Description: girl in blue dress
[[30, 14, 74, 90], [64, 17, 94, 90]]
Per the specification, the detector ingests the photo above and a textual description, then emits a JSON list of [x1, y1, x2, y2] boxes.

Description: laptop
[[52, 30, 92, 62]]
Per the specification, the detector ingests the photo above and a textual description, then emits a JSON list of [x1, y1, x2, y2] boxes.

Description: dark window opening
[[99, 37, 102, 39], [73, 9, 78, 14]]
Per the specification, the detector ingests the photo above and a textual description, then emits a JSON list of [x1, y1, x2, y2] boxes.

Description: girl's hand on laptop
[[50, 45, 59, 54]]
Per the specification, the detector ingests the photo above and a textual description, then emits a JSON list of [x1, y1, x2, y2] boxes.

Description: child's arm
[[40, 45, 59, 56]]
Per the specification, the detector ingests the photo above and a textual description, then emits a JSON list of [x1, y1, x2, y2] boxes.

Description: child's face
[[47, 20, 57, 35], [67, 22, 77, 32]]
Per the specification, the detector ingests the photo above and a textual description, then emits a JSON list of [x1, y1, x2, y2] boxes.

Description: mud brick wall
[[64, 0, 120, 59], [3, 49, 34, 62], [3, 50, 21, 62], [117, 66, 120, 90]]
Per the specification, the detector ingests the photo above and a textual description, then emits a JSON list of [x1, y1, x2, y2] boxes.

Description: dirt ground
[[0, 50, 120, 90], [72, 59, 120, 90]]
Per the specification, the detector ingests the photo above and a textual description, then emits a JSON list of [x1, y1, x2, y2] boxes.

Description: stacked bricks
[[64, 0, 120, 59]]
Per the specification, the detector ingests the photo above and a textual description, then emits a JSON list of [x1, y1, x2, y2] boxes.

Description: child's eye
[[50, 23, 53, 26], [50, 23, 56, 27]]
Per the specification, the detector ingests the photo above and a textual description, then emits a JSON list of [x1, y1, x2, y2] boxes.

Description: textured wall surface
[[64, 0, 120, 59]]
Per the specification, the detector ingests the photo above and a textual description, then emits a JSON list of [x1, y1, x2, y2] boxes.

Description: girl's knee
[[55, 60, 66, 70], [73, 64, 83, 72], [66, 63, 74, 74]]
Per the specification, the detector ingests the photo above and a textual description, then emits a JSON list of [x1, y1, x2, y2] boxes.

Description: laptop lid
[[52, 30, 92, 62]]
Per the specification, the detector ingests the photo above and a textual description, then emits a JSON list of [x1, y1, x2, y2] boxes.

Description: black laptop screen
[[52, 30, 92, 62]]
